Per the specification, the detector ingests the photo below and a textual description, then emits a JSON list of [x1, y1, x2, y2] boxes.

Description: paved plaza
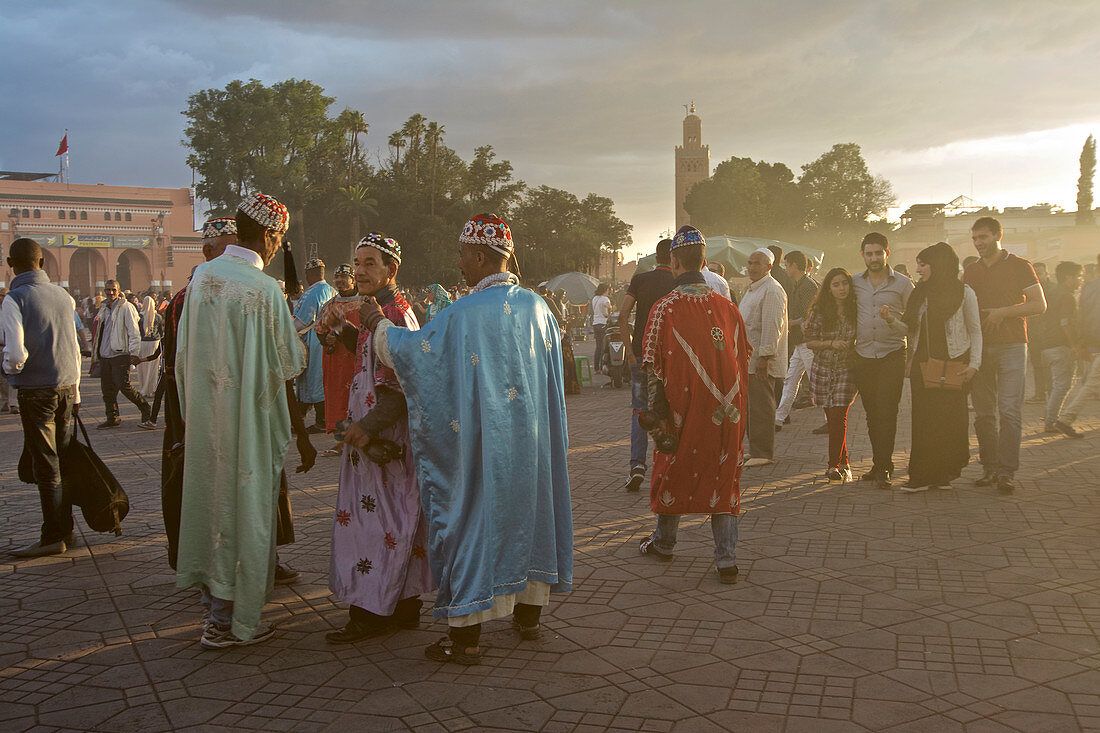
[[1, 365, 1098, 732]]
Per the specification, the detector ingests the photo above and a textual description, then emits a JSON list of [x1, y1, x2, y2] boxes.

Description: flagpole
[[64, 129, 69, 184]]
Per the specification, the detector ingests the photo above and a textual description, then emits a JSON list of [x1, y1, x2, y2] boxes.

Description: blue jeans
[[629, 362, 649, 473], [200, 586, 233, 628], [1041, 346, 1075, 428], [651, 514, 739, 568], [593, 324, 608, 373], [971, 343, 1026, 478]]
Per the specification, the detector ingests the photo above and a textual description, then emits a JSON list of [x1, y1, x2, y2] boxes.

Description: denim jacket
[[910, 285, 983, 370]]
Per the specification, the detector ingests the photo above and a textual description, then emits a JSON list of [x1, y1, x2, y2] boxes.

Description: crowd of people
[[2, 197, 1096, 663]]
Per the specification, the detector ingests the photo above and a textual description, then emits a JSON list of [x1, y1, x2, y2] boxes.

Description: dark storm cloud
[[3, 0, 1098, 247]]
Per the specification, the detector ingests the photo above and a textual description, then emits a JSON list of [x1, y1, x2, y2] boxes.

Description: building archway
[[116, 249, 151, 294], [40, 249, 61, 283], [69, 248, 107, 299]]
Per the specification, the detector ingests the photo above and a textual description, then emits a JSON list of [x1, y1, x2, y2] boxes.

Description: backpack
[[62, 414, 130, 535]]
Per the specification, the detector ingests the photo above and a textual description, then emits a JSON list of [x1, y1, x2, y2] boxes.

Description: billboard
[[115, 235, 152, 249], [63, 234, 112, 248], [23, 233, 63, 247]]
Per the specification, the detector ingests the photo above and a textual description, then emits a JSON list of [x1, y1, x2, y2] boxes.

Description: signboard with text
[[114, 235, 152, 249], [63, 234, 112, 248], [23, 233, 62, 248]]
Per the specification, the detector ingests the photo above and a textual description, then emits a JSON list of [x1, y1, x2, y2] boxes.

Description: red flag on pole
[[56, 134, 68, 156]]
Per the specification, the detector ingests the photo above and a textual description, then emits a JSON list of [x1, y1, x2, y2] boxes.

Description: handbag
[[61, 414, 130, 535], [918, 315, 967, 391]]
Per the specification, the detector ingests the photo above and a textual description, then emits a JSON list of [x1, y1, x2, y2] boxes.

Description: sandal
[[424, 636, 482, 665]]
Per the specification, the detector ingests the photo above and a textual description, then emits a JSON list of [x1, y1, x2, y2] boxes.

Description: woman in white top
[[899, 242, 982, 491], [135, 295, 162, 400], [590, 283, 612, 374]]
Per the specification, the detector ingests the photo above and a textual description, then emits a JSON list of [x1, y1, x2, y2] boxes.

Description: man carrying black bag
[[1, 238, 83, 557]]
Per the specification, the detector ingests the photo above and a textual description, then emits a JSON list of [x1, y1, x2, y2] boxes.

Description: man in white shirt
[[737, 249, 788, 466], [704, 263, 732, 300], [590, 283, 612, 374], [93, 279, 153, 429]]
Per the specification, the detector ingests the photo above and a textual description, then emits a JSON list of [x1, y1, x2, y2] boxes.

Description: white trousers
[[776, 343, 814, 423]]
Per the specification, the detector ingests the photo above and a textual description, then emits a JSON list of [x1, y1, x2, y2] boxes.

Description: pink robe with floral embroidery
[[328, 295, 435, 614]]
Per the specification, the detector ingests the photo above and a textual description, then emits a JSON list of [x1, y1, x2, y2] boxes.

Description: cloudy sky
[[3, 0, 1098, 259]]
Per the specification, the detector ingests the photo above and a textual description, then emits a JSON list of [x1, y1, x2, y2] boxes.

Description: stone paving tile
[[0, 359, 1098, 730]]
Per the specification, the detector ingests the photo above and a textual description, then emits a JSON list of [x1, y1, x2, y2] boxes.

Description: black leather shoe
[[997, 476, 1015, 494], [97, 419, 122, 429], [325, 621, 388, 644], [974, 471, 997, 487], [860, 469, 880, 482]]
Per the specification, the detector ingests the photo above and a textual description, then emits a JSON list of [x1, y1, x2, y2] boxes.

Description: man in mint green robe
[[176, 193, 307, 647]]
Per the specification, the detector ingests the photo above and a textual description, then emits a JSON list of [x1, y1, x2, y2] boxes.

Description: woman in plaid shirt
[[803, 269, 859, 482]]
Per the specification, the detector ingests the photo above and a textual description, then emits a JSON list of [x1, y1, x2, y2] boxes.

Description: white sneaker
[[744, 457, 774, 468], [898, 484, 929, 493], [200, 622, 275, 650]]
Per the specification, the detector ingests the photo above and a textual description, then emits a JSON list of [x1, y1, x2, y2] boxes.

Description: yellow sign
[[63, 234, 112, 248]]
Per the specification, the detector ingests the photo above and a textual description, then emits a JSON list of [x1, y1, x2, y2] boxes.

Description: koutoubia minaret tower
[[674, 101, 710, 228]]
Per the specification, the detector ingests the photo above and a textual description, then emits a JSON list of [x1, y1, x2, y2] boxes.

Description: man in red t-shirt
[[962, 216, 1046, 494]]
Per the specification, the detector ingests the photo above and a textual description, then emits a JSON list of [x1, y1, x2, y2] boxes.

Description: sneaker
[[840, 467, 853, 483], [625, 473, 644, 492], [639, 536, 674, 562], [11, 539, 67, 557], [997, 476, 1015, 494], [811, 422, 829, 435], [717, 565, 740, 585], [325, 620, 388, 645], [138, 419, 157, 430], [200, 622, 275, 650], [1053, 421, 1083, 439], [274, 564, 300, 586], [974, 471, 997, 487], [744, 457, 774, 467], [774, 424, 782, 433], [97, 419, 122, 429], [899, 482, 929, 493], [783, 416, 792, 424]]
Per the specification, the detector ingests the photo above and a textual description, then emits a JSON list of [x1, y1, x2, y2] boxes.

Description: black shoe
[[274, 564, 300, 585], [639, 536, 673, 562], [875, 470, 892, 488], [717, 566, 739, 585], [307, 423, 326, 434], [783, 416, 791, 424], [811, 423, 829, 435], [860, 469, 880, 482], [325, 620, 389, 644], [974, 471, 997, 487], [997, 476, 1015, 494], [626, 474, 644, 492], [774, 424, 782, 433], [97, 419, 121, 429], [1053, 421, 1083, 439], [512, 618, 543, 640]]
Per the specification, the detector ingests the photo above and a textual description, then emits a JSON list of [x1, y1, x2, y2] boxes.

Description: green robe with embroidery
[[175, 252, 306, 640]]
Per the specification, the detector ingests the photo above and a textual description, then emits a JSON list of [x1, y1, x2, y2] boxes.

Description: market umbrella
[[545, 271, 600, 305], [635, 235, 823, 276]]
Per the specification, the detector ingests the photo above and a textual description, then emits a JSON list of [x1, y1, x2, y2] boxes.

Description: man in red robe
[[638, 225, 750, 584], [315, 263, 362, 457]]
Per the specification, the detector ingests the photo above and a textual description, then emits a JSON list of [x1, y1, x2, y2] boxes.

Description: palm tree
[[339, 109, 369, 185], [426, 121, 445, 216], [388, 131, 406, 171], [330, 185, 379, 259]]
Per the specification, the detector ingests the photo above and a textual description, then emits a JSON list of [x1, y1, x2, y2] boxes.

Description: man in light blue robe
[[361, 213, 572, 665], [293, 259, 335, 431]]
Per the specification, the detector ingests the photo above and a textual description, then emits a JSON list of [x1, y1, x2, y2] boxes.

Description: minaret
[[674, 101, 710, 229]]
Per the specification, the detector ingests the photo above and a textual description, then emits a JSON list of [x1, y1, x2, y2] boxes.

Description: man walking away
[[618, 239, 675, 492], [1040, 261, 1085, 437], [963, 216, 1045, 494], [776, 251, 819, 429], [851, 233, 913, 489], [2, 238, 82, 557], [93, 279, 153, 429]]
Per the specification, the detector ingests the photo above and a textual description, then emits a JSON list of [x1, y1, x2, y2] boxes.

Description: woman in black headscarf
[[901, 242, 983, 491]]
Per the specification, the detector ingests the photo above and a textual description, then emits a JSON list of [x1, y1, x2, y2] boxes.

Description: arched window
[[70, 211, 77, 219], [8, 209, 16, 216], [104, 212, 111, 221], [80, 211, 87, 220], [124, 213, 132, 222], [33, 209, 41, 218], [59, 210, 66, 218], [114, 212, 121, 221]]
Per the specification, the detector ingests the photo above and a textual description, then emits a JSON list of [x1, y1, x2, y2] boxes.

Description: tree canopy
[[183, 78, 631, 285]]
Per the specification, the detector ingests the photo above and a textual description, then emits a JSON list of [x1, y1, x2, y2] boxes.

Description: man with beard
[[358, 214, 572, 665], [322, 234, 434, 642], [850, 233, 913, 489]]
